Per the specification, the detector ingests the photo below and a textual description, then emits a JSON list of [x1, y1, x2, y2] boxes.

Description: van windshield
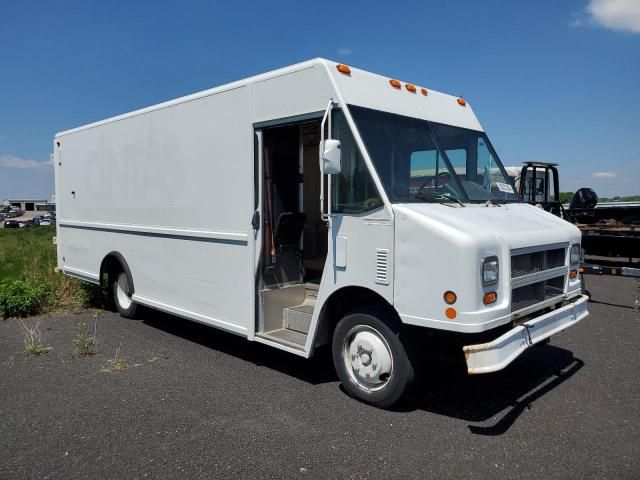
[[347, 105, 521, 203]]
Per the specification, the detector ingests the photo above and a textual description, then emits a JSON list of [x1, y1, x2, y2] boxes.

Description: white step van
[[54, 59, 588, 407]]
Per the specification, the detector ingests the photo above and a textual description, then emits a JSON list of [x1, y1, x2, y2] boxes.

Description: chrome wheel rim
[[342, 325, 393, 392], [116, 272, 132, 310]]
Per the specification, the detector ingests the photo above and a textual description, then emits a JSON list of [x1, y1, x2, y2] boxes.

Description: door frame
[[247, 130, 263, 341], [251, 112, 325, 341]]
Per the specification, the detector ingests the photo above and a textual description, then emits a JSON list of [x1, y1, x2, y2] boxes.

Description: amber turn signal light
[[445, 307, 457, 320], [336, 64, 351, 75], [443, 291, 457, 304], [389, 79, 401, 89], [570, 270, 578, 279], [483, 292, 497, 305]]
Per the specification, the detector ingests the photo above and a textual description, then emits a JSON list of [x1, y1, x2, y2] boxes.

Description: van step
[[283, 304, 314, 334], [305, 283, 319, 299], [256, 329, 307, 349]]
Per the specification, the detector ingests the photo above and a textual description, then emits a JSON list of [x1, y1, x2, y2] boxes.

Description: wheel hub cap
[[345, 328, 393, 391]]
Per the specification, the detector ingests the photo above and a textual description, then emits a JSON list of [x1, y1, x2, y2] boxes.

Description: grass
[[0, 226, 106, 318], [19, 319, 50, 355], [0, 226, 57, 281]]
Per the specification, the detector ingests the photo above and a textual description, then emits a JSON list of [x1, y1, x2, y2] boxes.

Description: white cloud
[[337, 47, 352, 56], [592, 171, 617, 178], [0, 154, 52, 169], [572, 0, 640, 33]]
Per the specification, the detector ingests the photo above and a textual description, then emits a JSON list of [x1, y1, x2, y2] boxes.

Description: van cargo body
[[54, 59, 587, 407]]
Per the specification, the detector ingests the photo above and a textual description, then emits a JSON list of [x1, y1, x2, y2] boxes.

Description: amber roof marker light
[[336, 64, 351, 75], [405, 83, 417, 93], [457, 98, 467, 106], [421, 88, 428, 96], [389, 79, 401, 89]]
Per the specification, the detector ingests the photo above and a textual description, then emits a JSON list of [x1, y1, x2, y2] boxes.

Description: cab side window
[[331, 109, 382, 213]]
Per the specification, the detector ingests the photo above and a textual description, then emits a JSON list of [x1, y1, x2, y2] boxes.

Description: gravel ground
[[0, 275, 638, 479]]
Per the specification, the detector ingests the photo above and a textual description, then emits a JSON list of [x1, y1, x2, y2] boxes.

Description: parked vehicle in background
[[54, 59, 588, 407], [23, 219, 37, 228], [0, 212, 6, 221], [8, 208, 23, 218], [4, 220, 22, 228], [39, 218, 52, 226], [32, 215, 43, 225]]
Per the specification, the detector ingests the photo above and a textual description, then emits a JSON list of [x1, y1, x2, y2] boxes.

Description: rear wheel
[[332, 308, 414, 408], [112, 271, 137, 318]]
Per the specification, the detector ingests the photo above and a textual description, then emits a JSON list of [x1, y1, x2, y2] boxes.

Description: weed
[[19, 320, 50, 355], [0, 280, 50, 318], [73, 320, 97, 357], [75, 281, 110, 309], [102, 345, 126, 372]]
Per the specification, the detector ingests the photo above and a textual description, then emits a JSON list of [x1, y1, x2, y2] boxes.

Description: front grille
[[511, 248, 565, 278], [511, 276, 564, 312], [510, 245, 567, 314]]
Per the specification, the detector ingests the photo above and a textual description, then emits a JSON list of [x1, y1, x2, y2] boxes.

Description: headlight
[[570, 244, 581, 264], [482, 256, 499, 286]]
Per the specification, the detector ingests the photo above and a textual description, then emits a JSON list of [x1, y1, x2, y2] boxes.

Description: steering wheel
[[416, 172, 452, 192], [435, 172, 451, 187]]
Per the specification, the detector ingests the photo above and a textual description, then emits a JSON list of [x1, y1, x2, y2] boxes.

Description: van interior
[[256, 119, 328, 349]]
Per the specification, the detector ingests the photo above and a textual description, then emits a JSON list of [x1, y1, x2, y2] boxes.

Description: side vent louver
[[376, 248, 390, 285]]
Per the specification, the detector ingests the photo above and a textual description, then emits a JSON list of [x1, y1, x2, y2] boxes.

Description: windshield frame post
[[319, 62, 395, 219]]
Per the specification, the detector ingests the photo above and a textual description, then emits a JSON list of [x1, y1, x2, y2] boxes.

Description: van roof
[[56, 58, 482, 137]]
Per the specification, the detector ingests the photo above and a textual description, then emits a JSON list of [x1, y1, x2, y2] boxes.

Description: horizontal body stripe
[[59, 220, 248, 245]]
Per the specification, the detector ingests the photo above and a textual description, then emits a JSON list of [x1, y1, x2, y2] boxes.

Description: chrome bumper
[[463, 295, 589, 374]]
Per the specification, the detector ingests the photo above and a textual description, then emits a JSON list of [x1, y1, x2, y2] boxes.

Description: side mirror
[[322, 139, 342, 175]]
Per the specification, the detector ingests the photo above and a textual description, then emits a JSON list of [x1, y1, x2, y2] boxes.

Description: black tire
[[112, 270, 138, 319], [332, 307, 414, 408]]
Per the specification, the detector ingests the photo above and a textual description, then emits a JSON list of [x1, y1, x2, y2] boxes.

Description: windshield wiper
[[410, 191, 465, 207]]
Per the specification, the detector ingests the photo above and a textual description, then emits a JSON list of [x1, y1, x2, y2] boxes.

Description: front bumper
[[463, 294, 589, 374]]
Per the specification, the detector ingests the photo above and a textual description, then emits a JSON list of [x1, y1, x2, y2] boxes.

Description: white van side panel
[[57, 86, 252, 231], [55, 63, 335, 336], [56, 86, 254, 332]]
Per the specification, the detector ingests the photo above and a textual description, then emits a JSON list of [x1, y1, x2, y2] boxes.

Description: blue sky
[[1, 0, 638, 199]]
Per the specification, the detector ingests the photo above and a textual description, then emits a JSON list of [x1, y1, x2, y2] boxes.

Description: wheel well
[[99, 251, 134, 295], [313, 286, 399, 350]]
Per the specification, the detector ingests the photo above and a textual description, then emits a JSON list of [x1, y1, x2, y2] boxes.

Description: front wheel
[[332, 308, 414, 408], [112, 271, 138, 319]]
